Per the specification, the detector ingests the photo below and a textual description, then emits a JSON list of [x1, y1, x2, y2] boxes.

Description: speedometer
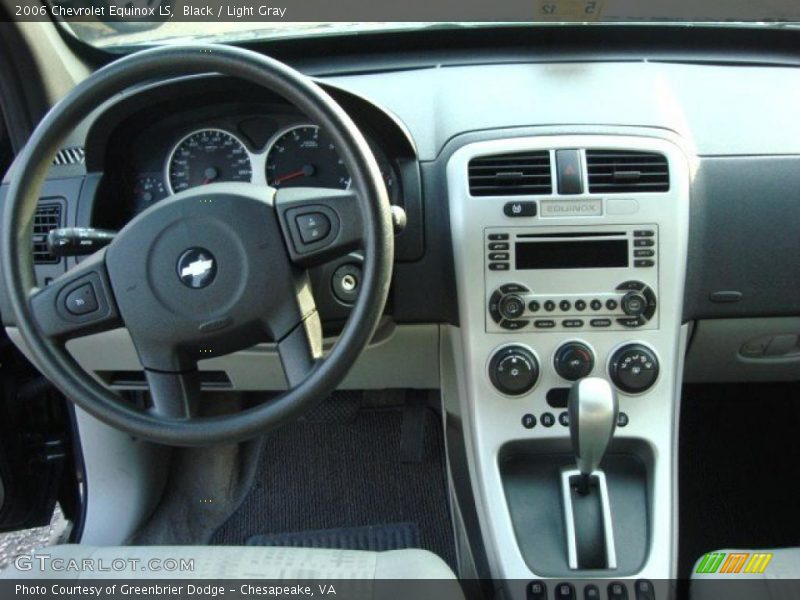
[[265, 125, 351, 190], [166, 128, 253, 194]]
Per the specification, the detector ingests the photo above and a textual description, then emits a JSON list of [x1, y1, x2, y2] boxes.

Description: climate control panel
[[488, 280, 657, 332]]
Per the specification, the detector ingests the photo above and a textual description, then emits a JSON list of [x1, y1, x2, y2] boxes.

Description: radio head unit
[[485, 225, 658, 333]]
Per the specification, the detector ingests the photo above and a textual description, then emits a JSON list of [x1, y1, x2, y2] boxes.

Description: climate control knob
[[621, 291, 648, 318], [498, 294, 526, 320], [489, 346, 539, 396], [609, 344, 659, 394], [554, 342, 595, 381]]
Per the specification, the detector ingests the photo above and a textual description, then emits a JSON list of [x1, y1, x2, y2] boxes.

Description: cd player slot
[[516, 232, 627, 239]]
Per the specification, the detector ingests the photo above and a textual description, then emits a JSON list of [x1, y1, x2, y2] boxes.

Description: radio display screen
[[515, 240, 629, 270]]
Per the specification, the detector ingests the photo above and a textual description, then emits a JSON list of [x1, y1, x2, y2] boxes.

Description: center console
[[446, 134, 691, 599]]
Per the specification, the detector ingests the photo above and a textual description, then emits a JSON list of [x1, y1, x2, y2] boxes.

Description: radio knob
[[499, 294, 526, 320], [489, 346, 539, 396], [621, 291, 648, 318], [554, 342, 595, 381], [609, 344, 659, 394]]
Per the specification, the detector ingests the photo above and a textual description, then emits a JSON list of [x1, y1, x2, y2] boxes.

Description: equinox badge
[[177, 248, 217, 289]]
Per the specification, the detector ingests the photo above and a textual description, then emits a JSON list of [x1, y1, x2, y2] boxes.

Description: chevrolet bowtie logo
[[181, 258, 214, 279], [177, 248, 217, 289]]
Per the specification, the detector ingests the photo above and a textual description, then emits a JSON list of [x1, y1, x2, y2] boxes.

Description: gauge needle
[[274, 164, 315, 185], [202, 167, 219, 185]]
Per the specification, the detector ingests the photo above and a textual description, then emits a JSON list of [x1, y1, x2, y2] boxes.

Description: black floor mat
[[248, 522, 420, 551], [679, 382, 800, 579], [212, 391, 456, 569]]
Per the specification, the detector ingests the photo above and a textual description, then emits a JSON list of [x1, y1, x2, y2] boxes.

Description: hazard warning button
[[556, 149, 583, 195]]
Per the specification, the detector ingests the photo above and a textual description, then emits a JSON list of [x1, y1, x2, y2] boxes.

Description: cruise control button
[[534, 320, 556, 329], [295, 212, 331, 244], [504, 201, 537, 217], [65, 283, 99, 316]]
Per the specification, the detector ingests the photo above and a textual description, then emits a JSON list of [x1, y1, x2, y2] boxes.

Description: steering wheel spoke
[[275, 187, 364, 267], [29, 248, 123, 341], [278, 311, 324, 387], [144, 368, 201, 420]]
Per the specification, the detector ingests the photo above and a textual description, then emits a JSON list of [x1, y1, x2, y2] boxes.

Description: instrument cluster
[[127, 117, 400, 215]]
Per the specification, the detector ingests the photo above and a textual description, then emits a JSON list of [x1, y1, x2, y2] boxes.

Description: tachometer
[[265, 124, 351, 189], [166, 128, 253, 194]]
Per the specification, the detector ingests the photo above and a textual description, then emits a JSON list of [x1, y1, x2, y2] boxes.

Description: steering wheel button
[[295, 212, 331, 243], [65, 283, 99, 316]]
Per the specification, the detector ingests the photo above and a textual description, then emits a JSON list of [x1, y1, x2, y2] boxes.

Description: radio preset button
[[590, 299, 603, 311], [489, 263, 510, 271], [535, 320, 556, 329], [503, 201, 537, 217], [591, 318, 612, 328], [529, 300, 541, 312], [488, 242, 509, 251], [488, 233, 510, 241], [606, 299, 619, 311], [559, 300, 572, 311], [575, 300, 587, 311], [563, 319, 584, 328], [544, 301, 556, 312]]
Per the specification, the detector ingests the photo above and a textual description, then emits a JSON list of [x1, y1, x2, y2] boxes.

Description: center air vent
[[32, 203, 63, 264], [586, 150, 669, 193], [469, 151, 552, 196]]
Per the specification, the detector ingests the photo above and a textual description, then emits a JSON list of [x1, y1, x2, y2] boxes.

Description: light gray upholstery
[[1, 545, 459, 581], [691, 547, 800, 600]]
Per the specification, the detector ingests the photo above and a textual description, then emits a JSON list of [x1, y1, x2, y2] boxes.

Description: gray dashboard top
[[326, 61, 800, 160]]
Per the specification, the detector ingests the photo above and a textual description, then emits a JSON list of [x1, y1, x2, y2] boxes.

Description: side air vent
[[52, 146, 85, 166], [32, 203, 63, 264], [586, 150, 669, 193], [468, 151, 552, 196]]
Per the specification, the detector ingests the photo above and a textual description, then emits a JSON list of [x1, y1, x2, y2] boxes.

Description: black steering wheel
[[1, 45, 394, 446]]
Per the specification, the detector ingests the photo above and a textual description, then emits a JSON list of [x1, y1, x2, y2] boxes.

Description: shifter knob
[[568, 378, 618, 485]]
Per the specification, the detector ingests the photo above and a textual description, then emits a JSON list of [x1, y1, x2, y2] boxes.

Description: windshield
[[30, 0, 800, 49]]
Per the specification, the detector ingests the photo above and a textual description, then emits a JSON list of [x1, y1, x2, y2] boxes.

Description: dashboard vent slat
[[52, 146, 85, 166], [468, 151, 552, 196], [586, 150, 669, 193], [32, 203, 63, 264]]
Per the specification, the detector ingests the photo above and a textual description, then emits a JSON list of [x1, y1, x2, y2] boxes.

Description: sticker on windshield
[[535, 0, 606, 21]]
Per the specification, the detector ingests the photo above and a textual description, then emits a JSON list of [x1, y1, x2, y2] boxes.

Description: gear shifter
[[568, 377, 618, 494]]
